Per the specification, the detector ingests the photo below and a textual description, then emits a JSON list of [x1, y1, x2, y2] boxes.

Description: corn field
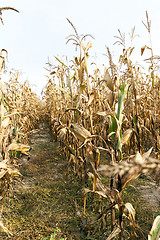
[[0, 8, 160, 240]]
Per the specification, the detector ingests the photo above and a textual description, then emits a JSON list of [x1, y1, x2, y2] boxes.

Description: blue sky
[[1, 0, 160, 95]]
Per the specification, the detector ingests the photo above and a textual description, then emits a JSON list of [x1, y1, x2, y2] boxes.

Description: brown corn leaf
[[141, 45, 152, 56], [8, 143, 30, 152], [104, 68, 114, 91], [70, 123, 91, 142], [98, 149, 158, 190], [106, 226, 121, 240], [128, 47, 135, 57], [21, 151, 29, 156], [121, 129, 133, 145], [0, 159, 8, 169], [75, 57, 80, 66], [8, 168, 21, 177], [134, 151, 143, 164], [80, 41, 86, 51], [84, 55, 88, 74], [50, 71, 56, 75], [93, 174, 97, 191], [65, 108, 83, 115], [87, 93, 94, 106], [86, 41, 92, 51], [1, 102, 7, 119], [82, 188, 91, 197], [154, 80, 160, 88], [111, 189, 122, 204], [0, 220, 12, 236], [94, 190, 108, 199], [157, 135, 160, 149], [82, 188, 91, 216], [108, 91, 114, 107], [0, 7, 19, 13], [142, 147, 153, 160], [124, 202, 135, 222], [0, 169, 7, 179], [57, 128, 67, 141], [1, 117, 10, 129], [0, 56, 4, 73], [96, 111, 108, 116]]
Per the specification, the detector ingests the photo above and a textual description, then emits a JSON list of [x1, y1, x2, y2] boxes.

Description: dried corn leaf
[[134, 152, 143, 164], [154, 80, 160, 88], [106, 226, 121, 240], [8, 168, 21, 177], [142, 147, 153, 160], [8, 143, 30, 152], [0, 56, 4, 73], [121, 129, 133, 145], [0, 159, 8, 169], [75, 57, 80, 66], [104, 68, 114, 91], [98, 149, 160, 190], [65, 108, 82, 115], [87, 93, 94, 106], [157, 135, 160, 149], [82, 188, 91, 197], [57, 128, 67, 141], [1, 103, 7, 119], [0, 169, 7, 179], [124, 202, 135, 223], [1, 117, 10, 128], [80, 41, 86, 51], [86, 41, 92, 51], [70, 123, 91, 142], [0, 220, 12, 236], [111, 189, 122, 204], [141, 45, 152, 56], [21, 151, 29, 156], [84, 55, 88, 74], [96, 111, 108, 116], [108, 91, 114, 107], [94, 190, 108, 199], [82, 188, 91, 216]]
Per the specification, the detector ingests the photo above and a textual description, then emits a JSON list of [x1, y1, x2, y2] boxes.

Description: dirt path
[[0, 123, 159, 239], [138, 177, 160, 213], [1, 123, 85, 240]]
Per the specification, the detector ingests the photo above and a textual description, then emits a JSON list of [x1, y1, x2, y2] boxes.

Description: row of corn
[[0, 48, 42, 235], [42, 18, 160, 239]]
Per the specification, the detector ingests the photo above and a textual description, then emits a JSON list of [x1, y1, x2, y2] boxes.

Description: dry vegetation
[[0, 8, 159, 240], [0, 60, 43, 236], [42, 13, 160, 239], [0, 8, 44, 235]]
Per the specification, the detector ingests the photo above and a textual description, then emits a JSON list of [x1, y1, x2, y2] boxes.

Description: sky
[[1, 0, 160, 95]]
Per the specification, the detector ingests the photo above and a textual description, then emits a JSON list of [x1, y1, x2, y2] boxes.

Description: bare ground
[[138, 178, 160, 213]]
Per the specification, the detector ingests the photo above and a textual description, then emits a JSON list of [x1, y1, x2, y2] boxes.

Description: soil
[[138, 178, 160, 213], [0, 122, 159, 239]]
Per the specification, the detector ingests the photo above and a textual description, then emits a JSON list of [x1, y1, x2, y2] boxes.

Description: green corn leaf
[[116, 129, 122, 150], [80, 84, 86, 92], [109, 116, 117, 142], [54, 56, 68, 68], [117, 81, 128, 121]]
